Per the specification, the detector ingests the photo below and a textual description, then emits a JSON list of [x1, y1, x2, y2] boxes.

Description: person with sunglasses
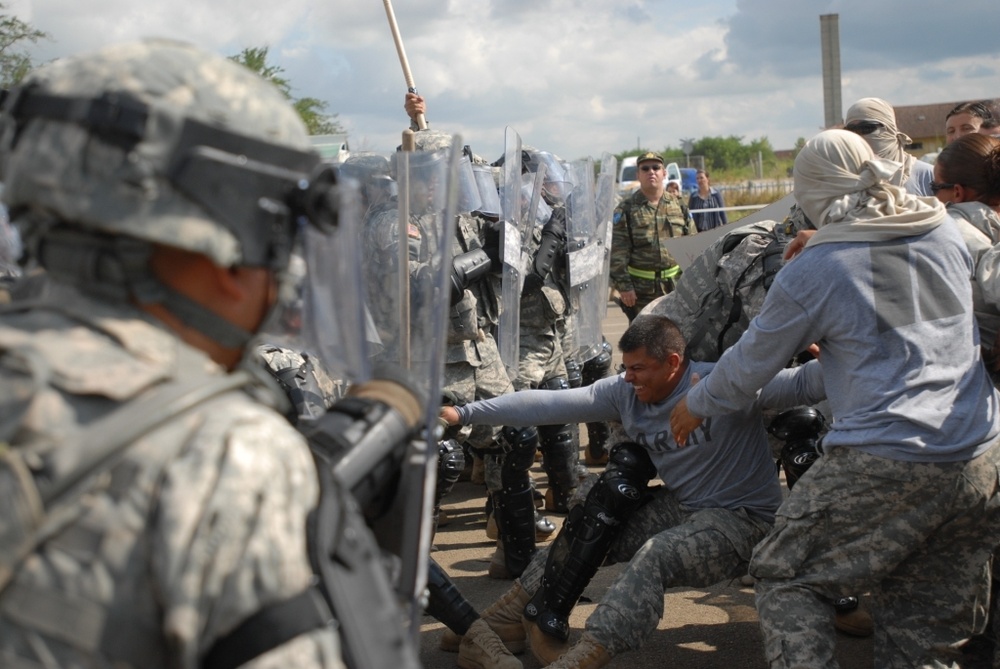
[[843, 97, 934, 196], [672, 128, 1000, 669], [933, 124, 1000, 669], [610, 152, 697, 323]]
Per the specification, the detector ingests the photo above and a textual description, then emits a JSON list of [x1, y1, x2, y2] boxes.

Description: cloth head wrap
[[844, 97, 916, 186], [794, 129, 945, 248]]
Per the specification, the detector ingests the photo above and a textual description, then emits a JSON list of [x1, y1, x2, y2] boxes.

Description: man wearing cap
[[610, 152, 697, 322]]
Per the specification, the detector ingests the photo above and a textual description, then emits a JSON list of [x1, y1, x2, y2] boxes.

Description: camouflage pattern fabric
[[609, 189, 697, 313], [257, 344, 344, 406], [0, 279, 343, 668], [364, 198, 512, 484], [751, 445, 1000, 668], [515, 486, 770, 656], [642, 220, 793, 362]]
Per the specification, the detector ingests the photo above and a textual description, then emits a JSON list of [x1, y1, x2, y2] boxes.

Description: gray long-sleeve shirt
[[456, 360, 825, 522], [688, 218, 1000, 463]]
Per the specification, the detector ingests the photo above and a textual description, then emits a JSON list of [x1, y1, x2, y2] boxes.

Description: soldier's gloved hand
[[541, 207, 567, 244], [480, 221, 502, 268]]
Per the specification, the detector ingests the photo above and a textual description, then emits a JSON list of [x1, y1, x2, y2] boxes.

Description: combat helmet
[[0, 38, 337, 350], [0, 38, 317, 270]]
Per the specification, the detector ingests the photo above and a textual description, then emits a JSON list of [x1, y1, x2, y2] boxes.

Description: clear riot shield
[[497, 126, 526, 379], [297, 177, 374, 388], [357, 140, 461, 637], [565, 157, 605, 352], [593, 153, 618, 329]]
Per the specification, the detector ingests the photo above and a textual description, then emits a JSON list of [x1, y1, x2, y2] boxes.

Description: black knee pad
[[606, 441, 657, 483], [564, 358, 582, 388], [539, 376, 570, 392], [500, 425, 539, 486], [768, 407, 825, 489], [434, 439, 466, 506], [581, 341, 613, 386]]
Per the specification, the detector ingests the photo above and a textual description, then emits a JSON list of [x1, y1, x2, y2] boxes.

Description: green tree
[[230, 46, 343, 136], [0, 3, 48, 86]]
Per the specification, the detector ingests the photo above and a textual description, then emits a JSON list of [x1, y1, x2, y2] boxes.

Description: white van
[[617, 157, 681, 198], [309, 134, 351, 164]]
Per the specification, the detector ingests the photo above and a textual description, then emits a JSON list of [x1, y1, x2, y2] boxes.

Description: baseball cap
[[636, 151, 664, 165]]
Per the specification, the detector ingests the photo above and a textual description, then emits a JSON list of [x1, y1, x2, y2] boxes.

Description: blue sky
[[9, 0, 999, 162]]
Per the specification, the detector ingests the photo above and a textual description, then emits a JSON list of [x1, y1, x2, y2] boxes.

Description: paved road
[[419, 301, 874, 668]]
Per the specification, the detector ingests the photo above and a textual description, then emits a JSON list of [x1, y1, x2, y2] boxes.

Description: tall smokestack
[[820, 14, 842, 129]]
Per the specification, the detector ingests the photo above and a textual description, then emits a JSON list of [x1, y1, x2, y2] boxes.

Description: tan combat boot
[[457, 619, 524, 669], [526, 618, 570, 666], [440, 580, 532, 654], [545, 632, 611, 669]]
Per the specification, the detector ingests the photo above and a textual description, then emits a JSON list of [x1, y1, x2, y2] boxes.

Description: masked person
[[671, 129, 1000, 669], [0, 39, 352, 668], [843, 97, 934, 196]]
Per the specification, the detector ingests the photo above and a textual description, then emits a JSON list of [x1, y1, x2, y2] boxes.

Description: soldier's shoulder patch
[[408, 223, 421, 239], [613, 210, 623, 225]]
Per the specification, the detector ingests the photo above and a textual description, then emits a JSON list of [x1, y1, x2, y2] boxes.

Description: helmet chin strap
[[32, 224, 256, 350]]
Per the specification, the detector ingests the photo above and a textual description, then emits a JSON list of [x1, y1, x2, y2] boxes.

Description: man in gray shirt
[[440, 315, 824, 668]]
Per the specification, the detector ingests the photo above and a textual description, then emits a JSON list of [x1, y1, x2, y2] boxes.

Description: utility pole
[[820, 14, 843, 129]]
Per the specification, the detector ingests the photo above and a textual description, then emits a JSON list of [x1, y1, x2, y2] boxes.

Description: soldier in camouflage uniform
[[364, 128, 556, 589], [610, 151, 697, 323], [442, 315, 825, 668], [0, 40, 347, 668], [508, 151, 581, 515]]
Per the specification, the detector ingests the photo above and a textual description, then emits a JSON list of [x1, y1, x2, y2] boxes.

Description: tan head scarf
[[844, 97, 916, 186], [794, 130, 945, 247]]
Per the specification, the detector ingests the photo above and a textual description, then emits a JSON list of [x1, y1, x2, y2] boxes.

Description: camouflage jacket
[[364, 199, 500, 366], [0, 278, 343, 669], [610, 189, 697, 292]]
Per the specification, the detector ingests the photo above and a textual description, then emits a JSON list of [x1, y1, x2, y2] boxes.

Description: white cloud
[[7, 0, 999, 162]]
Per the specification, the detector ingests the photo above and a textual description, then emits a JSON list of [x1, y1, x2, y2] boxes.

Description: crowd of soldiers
[[1, 34, 1000, 669]]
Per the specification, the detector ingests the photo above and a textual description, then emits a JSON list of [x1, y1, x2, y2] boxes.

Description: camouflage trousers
[[485, 329, 568, 493], [619, 276, 675, 322], [751, 444, 1000, 669], [517, 486, 771, 655], [443, 335, 513, 455]]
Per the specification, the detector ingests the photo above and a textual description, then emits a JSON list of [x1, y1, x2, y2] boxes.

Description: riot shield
[[357, 140, 461, 638], [593, 153, 618, 330], [497, 126, 527, 379], [565, 157, 605, 352]]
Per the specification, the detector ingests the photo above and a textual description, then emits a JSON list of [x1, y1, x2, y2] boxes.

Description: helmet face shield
[[527, 151, 572, 204], [455, 156, 483, 215], [472, 164, 500, 218], [260, 175, 377, 388]]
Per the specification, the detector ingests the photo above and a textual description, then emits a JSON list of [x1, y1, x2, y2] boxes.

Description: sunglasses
[[640, 164, 662, 172], [930, 181, 956, 194], [845, 121, 883, 136]]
